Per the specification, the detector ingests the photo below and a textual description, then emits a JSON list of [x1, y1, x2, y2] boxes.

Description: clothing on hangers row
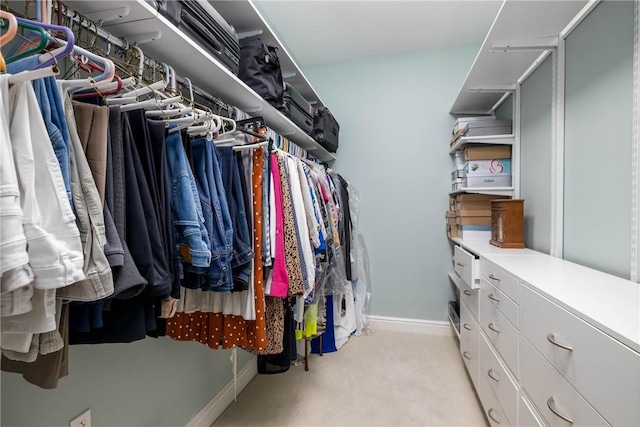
[[0, 7, 360, 388]]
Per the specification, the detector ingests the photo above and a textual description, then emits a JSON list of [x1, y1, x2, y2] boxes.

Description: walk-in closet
[[1, 1, 638, 426]]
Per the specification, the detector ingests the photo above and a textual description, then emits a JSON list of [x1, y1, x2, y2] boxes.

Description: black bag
[[155, 0, 240, 75], [283, 82, 314, 134], [312, 107, 340, 153], [238, 38, 284, 108]]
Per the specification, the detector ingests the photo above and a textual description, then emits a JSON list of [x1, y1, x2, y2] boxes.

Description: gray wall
[[1, 340, 254, 426], [495, 94, 513, 121], [304, 45, 480, 320], [520, 55, 553, 254], [563, 0, 633, 279]]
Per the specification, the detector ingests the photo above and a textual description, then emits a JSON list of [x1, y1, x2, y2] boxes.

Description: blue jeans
[[8, 56, 73, 209], [165, 129, 211, 269], [217, 147, 254, 290], [185, 138, 232, 292]]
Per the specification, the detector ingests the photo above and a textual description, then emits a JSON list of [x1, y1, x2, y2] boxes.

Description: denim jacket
[[165, 130, 211, 270]]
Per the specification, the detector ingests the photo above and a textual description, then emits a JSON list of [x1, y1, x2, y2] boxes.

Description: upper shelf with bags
[[64, 0, 338, 162]]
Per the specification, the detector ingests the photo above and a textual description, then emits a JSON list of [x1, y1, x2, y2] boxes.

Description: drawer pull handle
[[488, 274, 501, 282], [463, 323, 472, 331], [463, 351, 472, 360], [488, 323, 501, 333], [487, 408, 501, 424], [547, 333, 574, 351], [487, 369, 500, 382], [463, 290, 472, 296], [488, 293, 500, 302], [456, 262, 465, 267], [547, 397, 573, 424]]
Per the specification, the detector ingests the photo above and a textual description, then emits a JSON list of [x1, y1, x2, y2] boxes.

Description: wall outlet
[[69, 408, 91, 427]]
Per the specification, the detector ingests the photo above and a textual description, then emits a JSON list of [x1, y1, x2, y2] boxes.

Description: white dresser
[[450, 239, 640, 426]]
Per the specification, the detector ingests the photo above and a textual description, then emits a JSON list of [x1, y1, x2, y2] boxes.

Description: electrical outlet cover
[[69, 408, 91, 427]]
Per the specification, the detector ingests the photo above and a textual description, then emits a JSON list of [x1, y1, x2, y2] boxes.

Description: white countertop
[[455, 239, 640, 353]]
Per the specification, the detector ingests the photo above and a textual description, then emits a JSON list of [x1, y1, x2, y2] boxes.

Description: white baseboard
[[368, 315, 453, 337], [186, 356, 258, 427]]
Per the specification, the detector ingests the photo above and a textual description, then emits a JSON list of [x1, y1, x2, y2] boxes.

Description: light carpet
[[214, 330, 488, 426]]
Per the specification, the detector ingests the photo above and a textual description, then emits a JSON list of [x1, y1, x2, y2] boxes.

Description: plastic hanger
[[2, 13, 49, 65], [56, 44, 114, 91], [12, 18, 75, 69], [7, 63, 59, 85], [0, 11, 18, 72]]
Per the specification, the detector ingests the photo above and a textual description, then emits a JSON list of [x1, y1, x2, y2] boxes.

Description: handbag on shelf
[[238, 37, 285, 109]]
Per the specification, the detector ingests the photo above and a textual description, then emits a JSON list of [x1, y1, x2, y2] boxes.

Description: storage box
[[453, 116, 496, 133], [453, 150, 466, 168], [451, 179, 466, 192], [458, 225, 491, 240], [456, 197, 509, 211], [465, 125, 512, 138], [454, 117, 512, 134], [457, 209, 492, 217], [446, 223, 460, 239], [451, 166, 465, 180], [464, 145, 512, 161], [465, 174, 512, 188], [456, 215, 492, 226], [464, 158, 511, 176]]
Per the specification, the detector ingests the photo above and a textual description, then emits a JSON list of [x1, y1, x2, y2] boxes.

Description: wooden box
[[490, 199, 524, 248]]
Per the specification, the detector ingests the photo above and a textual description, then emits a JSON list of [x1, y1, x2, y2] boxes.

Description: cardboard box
[[466, 174, 512, 188], [464, 145, 512, 161], [455, 193, 504, 202], [456, 216, 492, 226], [457, 199, 507, 211], [446, 224, 460, 239], [464, 158, 511, 176], [457, 209, 491, 217]]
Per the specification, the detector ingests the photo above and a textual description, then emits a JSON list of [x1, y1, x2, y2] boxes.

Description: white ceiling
[[253, 0, 504, 67]]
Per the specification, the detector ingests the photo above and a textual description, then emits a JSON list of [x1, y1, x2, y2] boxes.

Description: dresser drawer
[[520, 336, 609, 426], [480, 258, 519, 303], [480, 276, 519, 329], [477, 367, 511, 427], [480, 293, 519, 378], [518, 395, 545, 427], [521, 285, 640, 427], [460, 277, 479, 322], [454, 245, 479, 289], [460, 300, 479, 388], [479, 332, 518, 426]]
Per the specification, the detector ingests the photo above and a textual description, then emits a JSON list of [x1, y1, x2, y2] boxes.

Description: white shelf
[[449, 134, 515, 154], [450, 187, 515, 197], [449, 0, 588, 114], [212, 1, 326, 109], [66, 0, 336, 162]]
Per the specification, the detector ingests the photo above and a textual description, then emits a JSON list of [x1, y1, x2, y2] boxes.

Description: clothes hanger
[[13, 17, 75, 69], [0, 10, 18, 72], [7, 63, 59, 85], [2, 13, 49, 65]]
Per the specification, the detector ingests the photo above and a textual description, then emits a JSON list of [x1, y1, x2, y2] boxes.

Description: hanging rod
[[54, 2, 129, 51]]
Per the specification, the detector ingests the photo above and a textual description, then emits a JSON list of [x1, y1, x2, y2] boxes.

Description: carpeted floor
[[214, 330, 488, 426]]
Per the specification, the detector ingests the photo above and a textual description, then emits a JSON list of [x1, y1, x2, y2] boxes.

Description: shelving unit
[[66, 0, 336, 162], [449, 0, 588, 115], [449, 134, 514, 155], [450, 187, 514, 197]]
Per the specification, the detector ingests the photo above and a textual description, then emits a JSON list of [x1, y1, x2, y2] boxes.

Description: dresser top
[[457, 238, 640, 353]]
